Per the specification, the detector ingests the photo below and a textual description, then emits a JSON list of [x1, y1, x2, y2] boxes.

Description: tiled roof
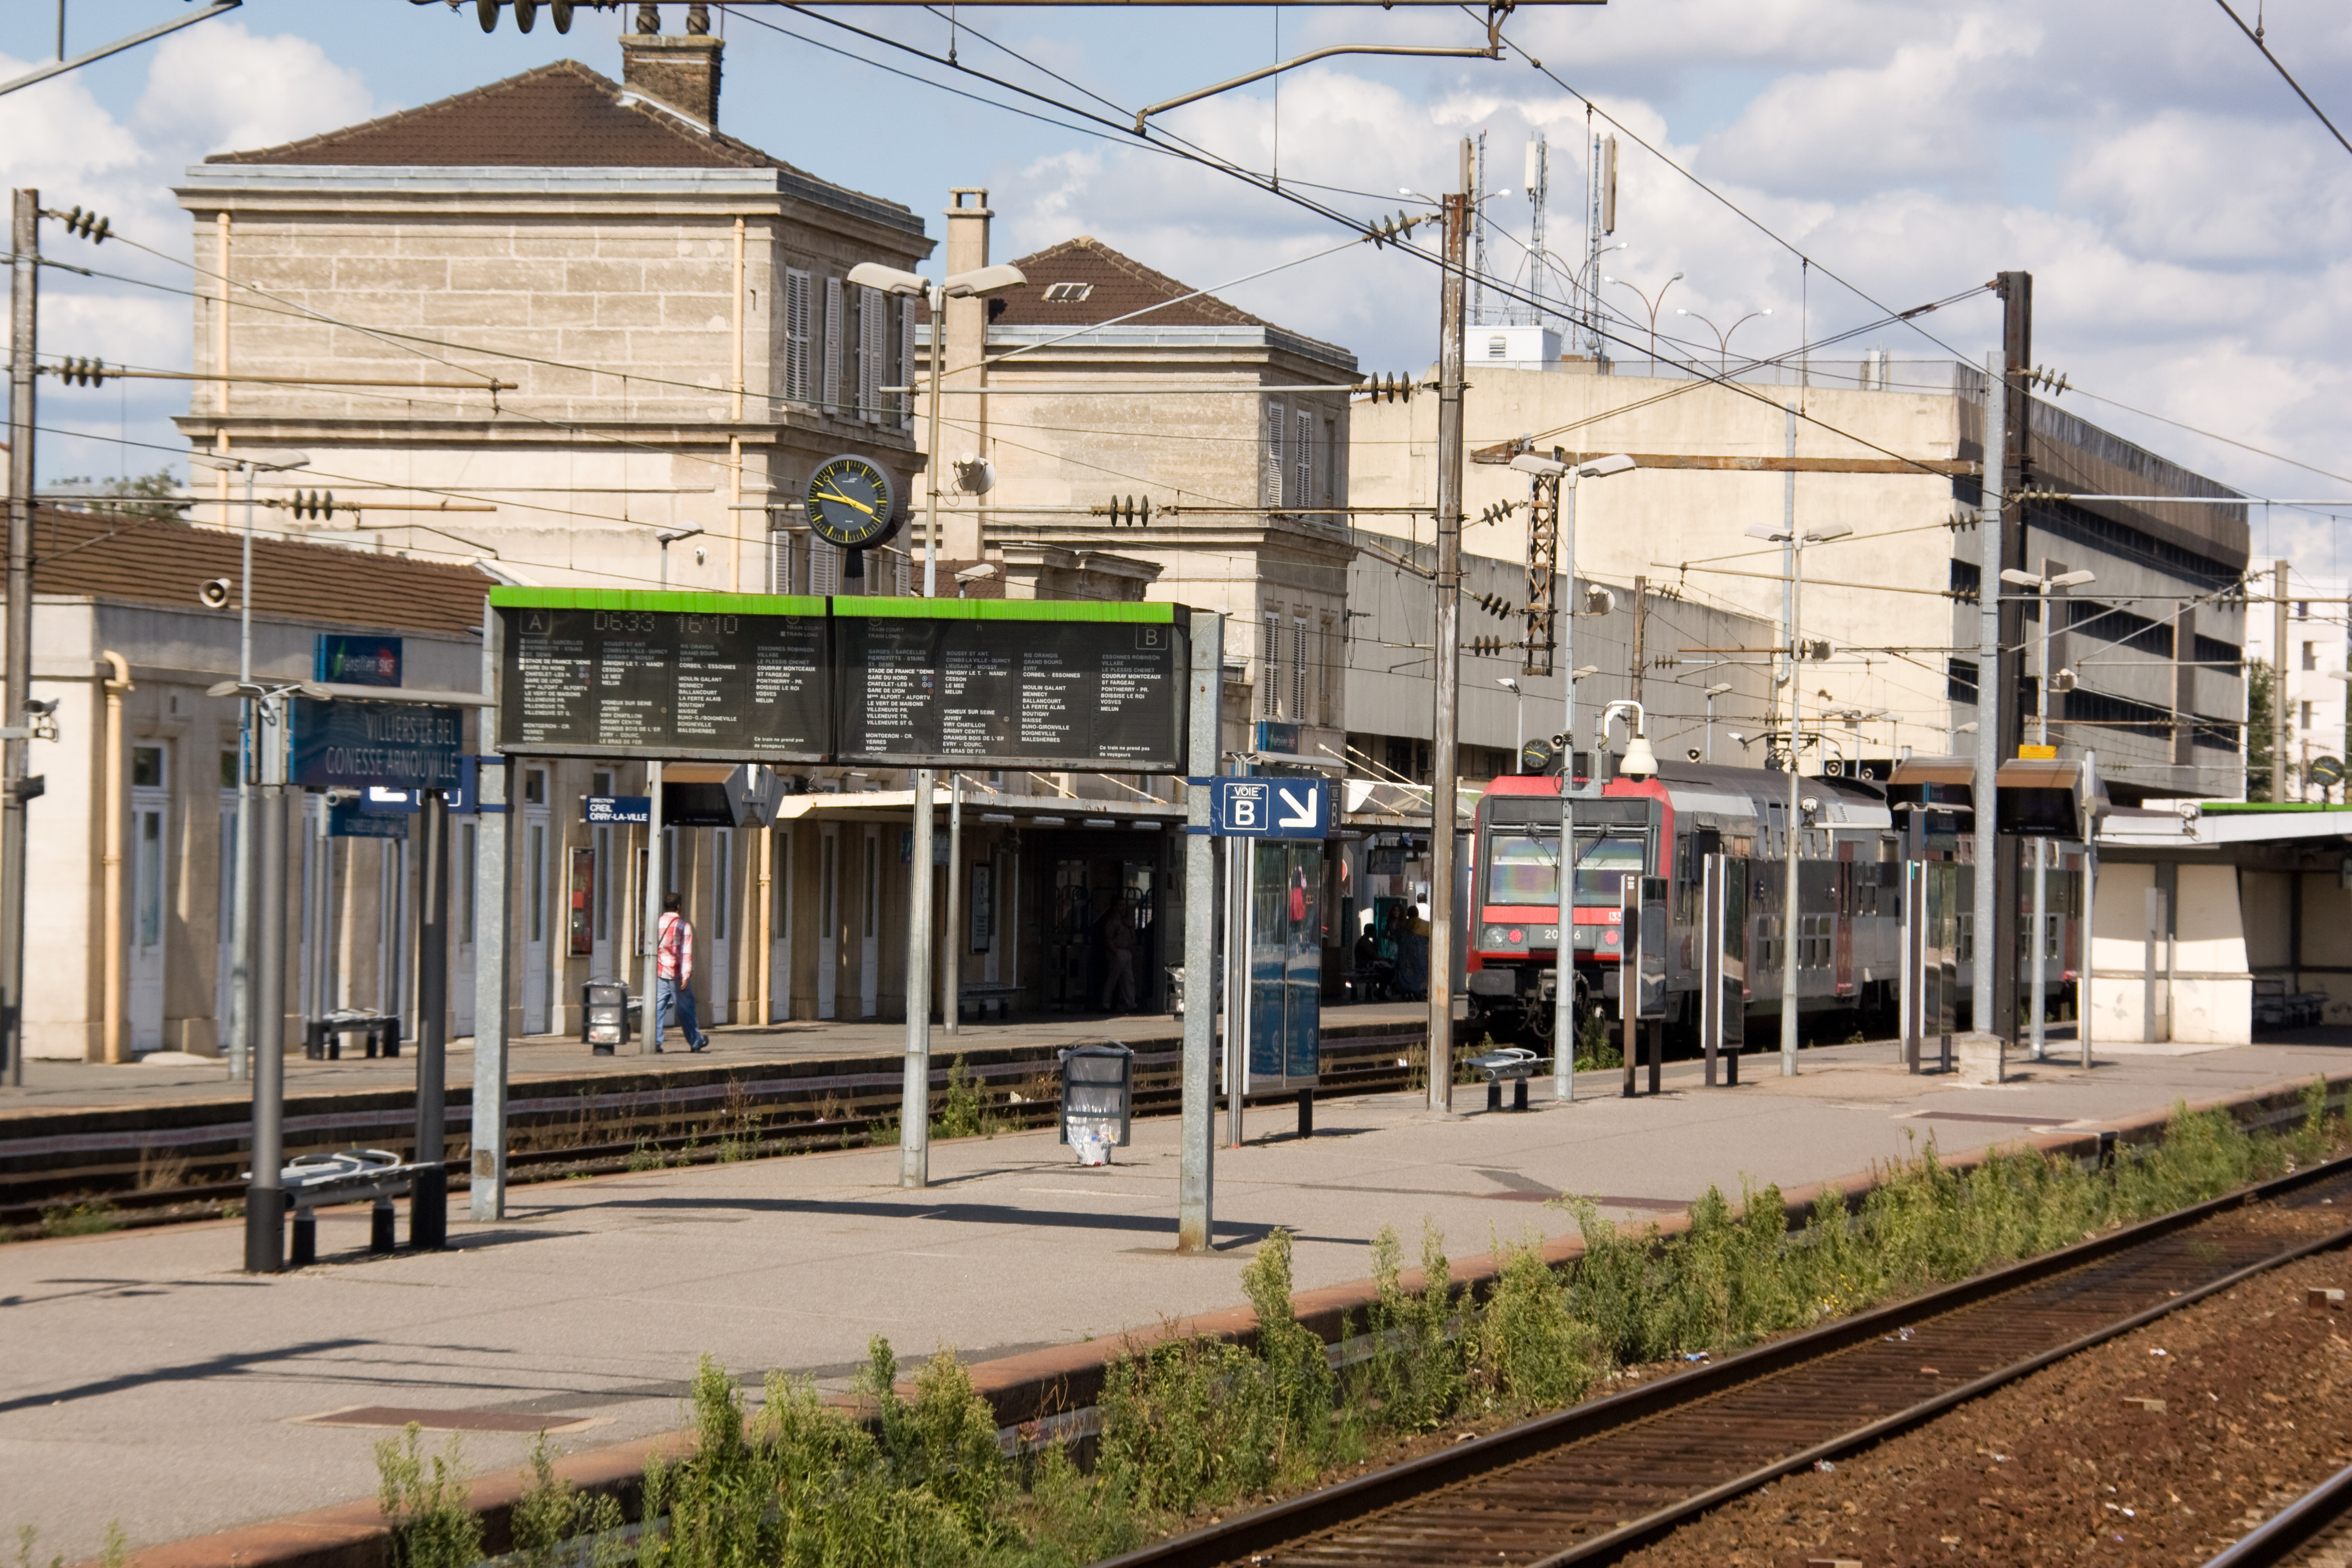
[[204, 60, 897, 225], [32, 508, 496, 636]]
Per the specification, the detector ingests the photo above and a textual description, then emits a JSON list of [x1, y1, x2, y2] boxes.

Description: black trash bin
[[1058, 1042, 1133, 1164], [581, 981, 630, 1054]]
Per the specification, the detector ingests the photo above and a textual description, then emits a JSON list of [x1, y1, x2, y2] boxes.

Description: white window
[[1488, 335, 1508, 358], [768, 529, 798, 594], [1295, 409, 1314, 507], [858, 285, 884, 423], [898, 296, 916, 430], [810, 537, 841, 595], [823, 276, 844, 413], [1262, 610, 1282, 717], [2302, 700, 2315, 731], [2304, 640, 2318, 671], [1262, 401, 1286, 508], [783, 268, 812, 404]]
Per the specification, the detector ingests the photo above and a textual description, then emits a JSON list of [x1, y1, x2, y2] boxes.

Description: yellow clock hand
[[814, 488, 876, 516]]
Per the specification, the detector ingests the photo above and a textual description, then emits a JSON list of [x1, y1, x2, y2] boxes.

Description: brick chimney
[[622, 16, 722, 131]]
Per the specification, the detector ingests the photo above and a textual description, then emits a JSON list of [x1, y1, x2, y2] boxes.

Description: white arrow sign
[[1276, 786, 1320, 830]]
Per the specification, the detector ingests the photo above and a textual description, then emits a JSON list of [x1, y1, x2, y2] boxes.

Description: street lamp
[[1999, 567, 2096, 748], [1510, 449, 1635, 1106], [847, 261, 1028, 602], [1675, 307, 1772, 377], [1604, 271, 1683, 366], [846, 260, 1025, 1194], [188, 448, 309, 1086], [1742, 517, 1853, 1077], [1703, 681, 1734, 761]]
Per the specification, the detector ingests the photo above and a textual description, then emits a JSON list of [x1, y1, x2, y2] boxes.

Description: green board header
[[489, 586, 1180, 626]]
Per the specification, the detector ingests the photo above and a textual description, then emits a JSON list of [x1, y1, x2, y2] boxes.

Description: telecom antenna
[[1471, 129, 1489, 327], [1525, 133, 1548, 328]]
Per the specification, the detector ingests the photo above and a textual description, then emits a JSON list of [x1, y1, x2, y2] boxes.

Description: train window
[[1480, 825, 1649, 907]]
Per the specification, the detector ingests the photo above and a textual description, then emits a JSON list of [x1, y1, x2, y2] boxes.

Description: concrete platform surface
[[3, 1036, 2347, 1560]]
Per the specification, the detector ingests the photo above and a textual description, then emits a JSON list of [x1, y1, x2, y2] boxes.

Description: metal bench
[[1467, 1046, 1540, 1112], [276, 1149, 429, 1266], [957, 982, 1022, 1022], [303, 1010, 401, 1060]]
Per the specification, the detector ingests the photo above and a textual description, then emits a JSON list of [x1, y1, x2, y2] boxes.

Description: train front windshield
[[1482, 827, 1648, 907]]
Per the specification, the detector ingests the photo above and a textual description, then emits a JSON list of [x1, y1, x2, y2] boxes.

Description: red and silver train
[[1463, 763, 1914, 1043]]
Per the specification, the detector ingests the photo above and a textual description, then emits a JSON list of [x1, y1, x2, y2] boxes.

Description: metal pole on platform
[[1225, 832, 1245, 1148], [244, 694, 289, 1271], [470, 756, 512, 1220], [1179, 613, 1223, 1253], [1428, 140, 1471, 1114], [902, 769, 936, 1188], [1974, 351, 2005, 1040], [2029, 836, 2048, 1060], [642, 759, 664, 1054], [2, 189, 37, 1092], [411, 791, 449, 1248], [1553, 476, 1578, 1107], [943, 775, 961, 1037]]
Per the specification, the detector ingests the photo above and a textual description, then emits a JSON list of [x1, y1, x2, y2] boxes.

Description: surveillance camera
[[199, 578, 232, 609], [1686, 748, 1702, 762], [25, 698, 58, 717], [694, 546, 706, 567]]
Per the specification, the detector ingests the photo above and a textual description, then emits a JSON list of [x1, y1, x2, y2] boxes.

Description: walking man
[[655, 891, 708, 1052]]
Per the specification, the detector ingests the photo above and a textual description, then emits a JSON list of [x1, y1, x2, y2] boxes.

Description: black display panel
[[498, 596, 830, 763], [834, 604, 1189, 772]]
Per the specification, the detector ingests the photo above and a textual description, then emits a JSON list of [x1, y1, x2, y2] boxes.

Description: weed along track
[[1103, 1155, 2352, 1568]]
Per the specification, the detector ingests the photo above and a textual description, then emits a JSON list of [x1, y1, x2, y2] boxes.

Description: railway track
[[1103, 1153, 2352, 1568], [2207, 1458, 2352, 1566]]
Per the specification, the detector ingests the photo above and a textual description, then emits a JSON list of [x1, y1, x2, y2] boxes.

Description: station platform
[[5, 1032, 2350, 1562]]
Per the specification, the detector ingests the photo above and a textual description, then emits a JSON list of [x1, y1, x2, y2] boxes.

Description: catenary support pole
[[2274, 560, 2291, 802], [1992, 274, 2033, 1048], [943, 775, 961, 1036], [1427, 140, 1471, 1114], [1225, 833, 1245, 1148], [231, 464, 261, 1080], [244, 696, 288, 1271], [642, 759, 663, 1054], [1178, 613, 1224, 1253], [1551, 467, 1577, 1106], [2, 189, 36, 1090], [902, 768, 936, 1188], [1782, 522, 1804, 1077], [1974, 350, 2006, 1041], [470, 754, 512, 1222], [2029, 836, 2047, 1059], [411, 791, 449, 1248]]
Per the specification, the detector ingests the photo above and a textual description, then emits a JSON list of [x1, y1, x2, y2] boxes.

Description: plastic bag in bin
[[1059, 1043, 1133, 1161]]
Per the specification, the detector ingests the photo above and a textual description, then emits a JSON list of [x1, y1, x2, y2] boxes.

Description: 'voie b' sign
[[291, 698, 465, 791]]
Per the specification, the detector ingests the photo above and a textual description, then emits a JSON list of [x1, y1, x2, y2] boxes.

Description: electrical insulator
[[1353, 373, 1412, 404], [1468, 635, 1520, 658], [1103, 494, 1151, 527], [2025, 363, 2070, 395], [1364, 210, 1425, 248], [50, 206, 110, 244], [291, 491, 336, 521], [51, 357, 108, 386], [476, 0, 579, 32], [1803, 638, 1833, 661], [1475, 499, 1518, 526], [1472, 590, 1517, 619]]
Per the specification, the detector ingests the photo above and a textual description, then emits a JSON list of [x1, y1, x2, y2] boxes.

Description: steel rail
[[1098, 1151, 2352, 1568], [2202, 1456, 2352, 1566]]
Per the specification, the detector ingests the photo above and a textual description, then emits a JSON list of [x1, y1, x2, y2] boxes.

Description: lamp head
[[1497, 677, 1520, 694], [942, 263, 1027, 298], [1509, 453, 1567, 477], [1574, 453, 1636, 480], [1999, 568, 2043, 588], [846, 262, 929, 297], [1744, 522, 1791, 542], [1619, 734, 1659, 776], [1570, 664, 1599, 680], [2051, 569, 2097, 589], [1803, 523, 1854, 543], [1705, 682, 1734, 695]]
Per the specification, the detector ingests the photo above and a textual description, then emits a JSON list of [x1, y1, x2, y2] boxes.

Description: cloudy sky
[[4, 0, 2349, 571]]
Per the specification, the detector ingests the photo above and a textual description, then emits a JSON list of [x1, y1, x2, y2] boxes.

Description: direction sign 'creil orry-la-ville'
[[490, 590, 1190, 774]]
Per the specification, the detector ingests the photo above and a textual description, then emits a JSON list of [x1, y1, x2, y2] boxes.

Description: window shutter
[[1295, 410, 1313, 507], [1292, 617, 1309, 723], [768, 528, 793, 594], [784, 269, 811, 405], [811, 538, 841, 595], [823, 276, 844, 413], [1262, 611, 1282, 717], [1262, 402, 1285, 509], [899, 296, 916, 429], [858, 285, 884, 423]]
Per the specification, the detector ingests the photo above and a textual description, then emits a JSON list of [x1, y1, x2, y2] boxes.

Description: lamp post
[[1604, 271, 1683, 366], [1498, 677, 1523, 766], [1674, 307, 1772, 377], [845, 259, 1025, 1190], [1509, 450, 1634, 1107], [1742, 517, 1852, 1075], [1695, 681, 1733, 761], [1999, 564, 2095, 1061], [188, 449, 311, 1085]]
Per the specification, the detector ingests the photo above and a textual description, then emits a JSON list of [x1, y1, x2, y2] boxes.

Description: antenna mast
[[1525, 133, 1548, 328], [1471, 129, 1489, 327]]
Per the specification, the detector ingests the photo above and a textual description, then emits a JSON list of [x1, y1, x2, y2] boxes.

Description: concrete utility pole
[[642, 759, 664, 1055], [2274, 560, 2292, 802], [2, 190, 36, 1090], [1629, 576, 1646, 709], [470, 757, 513, 1222], [902, 767, 935, 1189], [1991, 271, 2034, 1045], [244, 693, 290, 1271], [1177, 613, 1223, 1254], [1427, 139, 1471, 1113], [1974, 350, 2006, 1043], [411, 791, 449, 1249]]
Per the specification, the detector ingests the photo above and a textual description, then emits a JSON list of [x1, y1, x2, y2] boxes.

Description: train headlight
[[1506, 928, 1526, 945], [1479, 925, 1511, 950]]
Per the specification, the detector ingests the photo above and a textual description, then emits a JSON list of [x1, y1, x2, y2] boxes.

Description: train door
[[858, 826, 880, 1017], [1834, 848, 1856, 999], [521, 769, 549, 1035], [709, 826, 733, 1025], [1047, 858, 1089, 1009], [817, 826, 839, 1020], [128, 744, 170, 1054], [453, 816, 477, 1036]]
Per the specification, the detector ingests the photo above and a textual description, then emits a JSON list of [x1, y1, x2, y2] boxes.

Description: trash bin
[[1058, 1042, 1133, 1166], [581, 981, 631, 1054]]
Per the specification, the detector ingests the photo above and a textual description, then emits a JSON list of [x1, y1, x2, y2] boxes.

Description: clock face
[[805, 455, 901, 551]]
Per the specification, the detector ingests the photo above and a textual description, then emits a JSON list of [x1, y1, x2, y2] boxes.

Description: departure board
[[834, 601, 1189, 772], [496, 592, 830, 762]]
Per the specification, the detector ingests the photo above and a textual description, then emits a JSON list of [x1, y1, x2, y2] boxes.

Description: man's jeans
[[655, 976, 705, 1050]]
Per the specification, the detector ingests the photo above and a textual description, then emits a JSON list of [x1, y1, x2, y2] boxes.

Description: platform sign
[[291, 698, 465, 791], [1209, 777, 1329, 839], [584, 794, 652, 824], [494, 590, 830, 763], [832, 600, 1188, 773]]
